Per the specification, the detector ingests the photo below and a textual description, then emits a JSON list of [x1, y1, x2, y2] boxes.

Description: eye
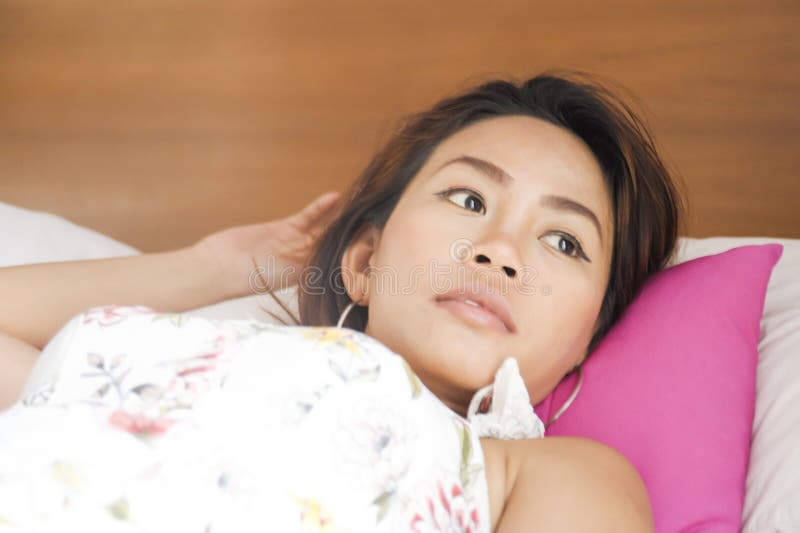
[[541, 232, 591, 262], [437, 187, 486, 215]]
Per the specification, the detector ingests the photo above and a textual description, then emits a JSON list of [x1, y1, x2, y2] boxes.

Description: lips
[[433, 284, 517, 335]]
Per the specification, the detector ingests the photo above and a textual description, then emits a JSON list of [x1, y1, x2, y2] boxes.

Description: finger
[[307, 223, 328, 243], [293, 191, 342, 227], [315, 193, 344, 226], [307, 197, 345, 238]]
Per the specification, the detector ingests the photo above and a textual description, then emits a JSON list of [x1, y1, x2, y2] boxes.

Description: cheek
[[514, 271, 602, 403], [366, 208, 438, 337], [374, 205, 451, 280]]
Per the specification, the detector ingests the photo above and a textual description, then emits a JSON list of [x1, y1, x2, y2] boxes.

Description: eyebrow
[[434, 155, 604, 246]]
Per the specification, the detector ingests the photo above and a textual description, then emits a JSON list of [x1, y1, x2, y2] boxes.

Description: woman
[[0, 69, 684, 531]]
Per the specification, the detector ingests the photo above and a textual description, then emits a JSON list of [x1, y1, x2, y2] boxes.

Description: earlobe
[[340, 225, 381, 306]]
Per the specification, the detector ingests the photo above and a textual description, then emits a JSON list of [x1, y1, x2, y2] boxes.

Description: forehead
[[414, 115, 612, 224]]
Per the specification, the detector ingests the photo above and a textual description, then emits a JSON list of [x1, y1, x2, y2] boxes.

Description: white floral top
[[0, 305, 491, 532]]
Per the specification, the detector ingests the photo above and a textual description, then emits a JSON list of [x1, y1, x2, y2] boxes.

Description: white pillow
[[3, 200, 798, 530], [0, 202, 139, 266], [184, 288, 300, 325]]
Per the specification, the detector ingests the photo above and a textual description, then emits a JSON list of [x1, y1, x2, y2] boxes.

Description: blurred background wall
[[1, 0, 798, 252]]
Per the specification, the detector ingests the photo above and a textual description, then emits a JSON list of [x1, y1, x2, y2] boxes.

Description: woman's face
[[345, 115, 614, 415]]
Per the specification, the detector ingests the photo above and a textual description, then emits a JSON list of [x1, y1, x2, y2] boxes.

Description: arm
[[0, 245, 234, 350], [0, 191, 341, 350], [0, 191, 340, 403], [0, 329, 40, 409], [494, 436, 654, 532]]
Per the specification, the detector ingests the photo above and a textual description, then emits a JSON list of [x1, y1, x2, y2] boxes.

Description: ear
[[340, 225, 381, 306]]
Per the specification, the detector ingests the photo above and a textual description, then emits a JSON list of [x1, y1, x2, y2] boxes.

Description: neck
[[413, 367, 474, 418], [363, 323, 474, 418]]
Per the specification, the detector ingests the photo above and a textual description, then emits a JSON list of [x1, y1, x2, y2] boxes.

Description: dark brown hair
[[273, 69, 686, 359]]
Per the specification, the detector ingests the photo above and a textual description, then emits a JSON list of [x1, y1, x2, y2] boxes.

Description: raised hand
[[192, 191, 343, 297]]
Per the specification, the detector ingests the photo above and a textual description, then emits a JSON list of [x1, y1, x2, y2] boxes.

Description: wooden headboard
[[1, 1, 797, 252]]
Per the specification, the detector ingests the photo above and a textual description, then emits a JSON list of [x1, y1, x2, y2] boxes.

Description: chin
[[370, 303, 506, 386], [438, 319, 512, 352], [423, 332, 504, 386]]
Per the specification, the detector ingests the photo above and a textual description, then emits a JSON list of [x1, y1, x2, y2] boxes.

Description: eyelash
[[435, 186, 590, 262]]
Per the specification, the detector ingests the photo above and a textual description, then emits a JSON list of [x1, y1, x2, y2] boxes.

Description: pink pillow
[[533, 244, 783, 533]]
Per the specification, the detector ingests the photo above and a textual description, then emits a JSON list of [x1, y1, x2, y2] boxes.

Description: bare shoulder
[[482, 436, 654, 533]]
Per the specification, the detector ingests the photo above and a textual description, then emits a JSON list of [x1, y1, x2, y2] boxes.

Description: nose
[[470, 232, 520, 279]]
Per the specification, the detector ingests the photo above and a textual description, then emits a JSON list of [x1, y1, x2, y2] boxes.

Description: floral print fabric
[[0, 305, 491, 532]]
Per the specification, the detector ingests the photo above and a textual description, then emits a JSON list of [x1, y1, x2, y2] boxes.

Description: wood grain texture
[[1, 0, 797, 251]]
